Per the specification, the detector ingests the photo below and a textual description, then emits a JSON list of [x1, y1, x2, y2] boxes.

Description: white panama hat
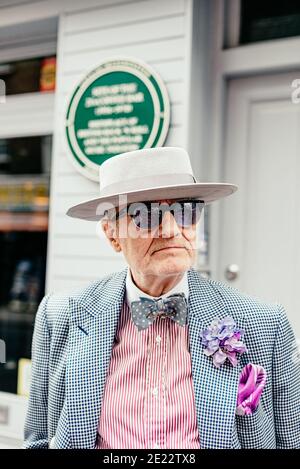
[[66, 147, 238, 221]]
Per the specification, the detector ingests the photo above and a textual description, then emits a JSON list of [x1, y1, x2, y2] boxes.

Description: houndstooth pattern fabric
[[23, 266, 300, 449]]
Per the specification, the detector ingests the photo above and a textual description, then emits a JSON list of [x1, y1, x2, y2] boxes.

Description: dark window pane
[[240, 1, 300, 44], [0, 56, 56, 95], [0, 135, 51, 393], [0, 136, 52, 175], [0, 232, 47, 394]]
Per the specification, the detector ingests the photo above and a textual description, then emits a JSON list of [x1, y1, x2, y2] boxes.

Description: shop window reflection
[[0, 135, 51, 394], [0, 56, 56, 95]]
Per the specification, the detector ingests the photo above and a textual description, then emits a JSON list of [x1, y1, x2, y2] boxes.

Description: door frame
[[208, 0, 300, 279]]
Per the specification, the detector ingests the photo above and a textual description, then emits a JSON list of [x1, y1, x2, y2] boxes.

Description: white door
[[219, 71, 300, 338]]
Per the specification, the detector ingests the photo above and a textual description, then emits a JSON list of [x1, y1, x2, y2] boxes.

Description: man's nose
[[159, 210, 181, 238]]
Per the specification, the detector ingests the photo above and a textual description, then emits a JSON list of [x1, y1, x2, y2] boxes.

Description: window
[[240, 0, 300, 44], [0, 135, 51, 394], [0, 56, 56, 95]]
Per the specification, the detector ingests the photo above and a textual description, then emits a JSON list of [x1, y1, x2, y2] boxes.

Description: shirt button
[[152, 387, 159, 396], [155, 335, 162, 344]]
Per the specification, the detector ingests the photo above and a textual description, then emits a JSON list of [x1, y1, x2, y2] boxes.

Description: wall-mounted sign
[[65, 57, 170, 181]]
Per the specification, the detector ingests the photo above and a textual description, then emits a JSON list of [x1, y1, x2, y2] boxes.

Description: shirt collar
[[125, 266, 189, 307]]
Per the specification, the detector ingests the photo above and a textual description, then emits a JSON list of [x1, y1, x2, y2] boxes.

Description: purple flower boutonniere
[[200, 316, 248, 368]]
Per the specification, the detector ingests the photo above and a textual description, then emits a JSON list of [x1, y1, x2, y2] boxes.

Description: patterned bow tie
[[130, 292, 188, 331]]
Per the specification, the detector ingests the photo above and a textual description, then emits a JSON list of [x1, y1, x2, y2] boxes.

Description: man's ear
[[101, 219, 122, 252]]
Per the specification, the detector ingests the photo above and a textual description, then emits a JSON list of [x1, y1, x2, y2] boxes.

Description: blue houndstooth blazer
[[23, 266, 300, 449]]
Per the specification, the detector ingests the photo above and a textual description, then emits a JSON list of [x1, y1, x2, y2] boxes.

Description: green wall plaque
[[65, 57, 170, 181]]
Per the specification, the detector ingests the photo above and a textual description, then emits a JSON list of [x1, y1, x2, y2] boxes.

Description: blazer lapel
[[66, 268, 128, 448], [187, 268, 247, 448]]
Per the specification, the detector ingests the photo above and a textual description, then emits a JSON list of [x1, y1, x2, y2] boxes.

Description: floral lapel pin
[[200, 316, 248, 368]]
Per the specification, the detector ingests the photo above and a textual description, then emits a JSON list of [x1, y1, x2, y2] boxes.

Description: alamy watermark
[[0, 339, 6, 364], [291, 79, 300, 103], [0, 79, 5, 104]]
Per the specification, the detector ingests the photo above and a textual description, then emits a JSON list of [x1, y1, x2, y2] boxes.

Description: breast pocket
[[235, 404, 274, 449]]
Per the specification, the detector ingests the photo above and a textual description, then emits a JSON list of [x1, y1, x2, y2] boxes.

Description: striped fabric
[[95, 301, 201, 449]]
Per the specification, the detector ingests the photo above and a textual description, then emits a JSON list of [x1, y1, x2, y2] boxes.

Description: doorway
[[219, 70, 300, 337]]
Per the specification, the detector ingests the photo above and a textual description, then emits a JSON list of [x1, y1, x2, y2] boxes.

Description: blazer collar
[[70, 265, 223, 323], [69, 267, 128, 322], [125, 267, 189, 307]]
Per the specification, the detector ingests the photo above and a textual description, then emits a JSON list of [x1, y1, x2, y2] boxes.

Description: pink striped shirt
[[95, 270, 200, 449]]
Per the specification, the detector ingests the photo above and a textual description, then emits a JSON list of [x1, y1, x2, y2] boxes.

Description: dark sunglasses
[[109, 199, 205, 230]]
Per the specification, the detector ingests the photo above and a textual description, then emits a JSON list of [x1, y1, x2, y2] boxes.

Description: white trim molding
[[222, 36, 300, 77]]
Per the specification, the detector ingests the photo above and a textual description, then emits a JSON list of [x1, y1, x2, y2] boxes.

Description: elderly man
[[23, 147, 300, 449]]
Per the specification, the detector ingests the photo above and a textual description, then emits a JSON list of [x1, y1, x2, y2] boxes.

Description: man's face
[[102, 199, 200, 278]]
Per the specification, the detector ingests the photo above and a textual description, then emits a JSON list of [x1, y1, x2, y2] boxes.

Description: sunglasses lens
[[171, 201, 200, 227], [128, 200, 203, 229], [128, 203, 156, 229]]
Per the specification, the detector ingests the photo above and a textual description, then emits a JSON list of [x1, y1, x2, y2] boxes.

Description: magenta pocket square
[[236, 363, 267, 415]]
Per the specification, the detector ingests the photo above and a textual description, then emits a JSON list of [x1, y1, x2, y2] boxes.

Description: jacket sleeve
[[23, 293, 52, 449], [272, 304, 300, 448]]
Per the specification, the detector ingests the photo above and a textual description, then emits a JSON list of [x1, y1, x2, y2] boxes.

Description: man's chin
[[151, 258, 191, 275]]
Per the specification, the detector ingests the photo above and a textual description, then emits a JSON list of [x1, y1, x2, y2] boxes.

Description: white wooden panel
[[51, 194, 97, 216], [0, 92, 55, 138], [0, 40, 56, 63], [64, 0, 184, 34], [53, 171, 97, 195], [51, 153, 75, 175], [50, 214, 102, 236], [143, 60, 186, 83], [0, 0, 41, 6], [0, 16, 57, 47], [63, 16, 185, 54], [0, 0, 60, 28], [62, 38, 185, 75], [52, 235, 118, 257], [0, 15, 57, 62], [61, 59, 185, 96], [63, 0, 132, 14], [164, 125, 185, 147], [49, 277, 101, 294], [50, 255, 127, 279]]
